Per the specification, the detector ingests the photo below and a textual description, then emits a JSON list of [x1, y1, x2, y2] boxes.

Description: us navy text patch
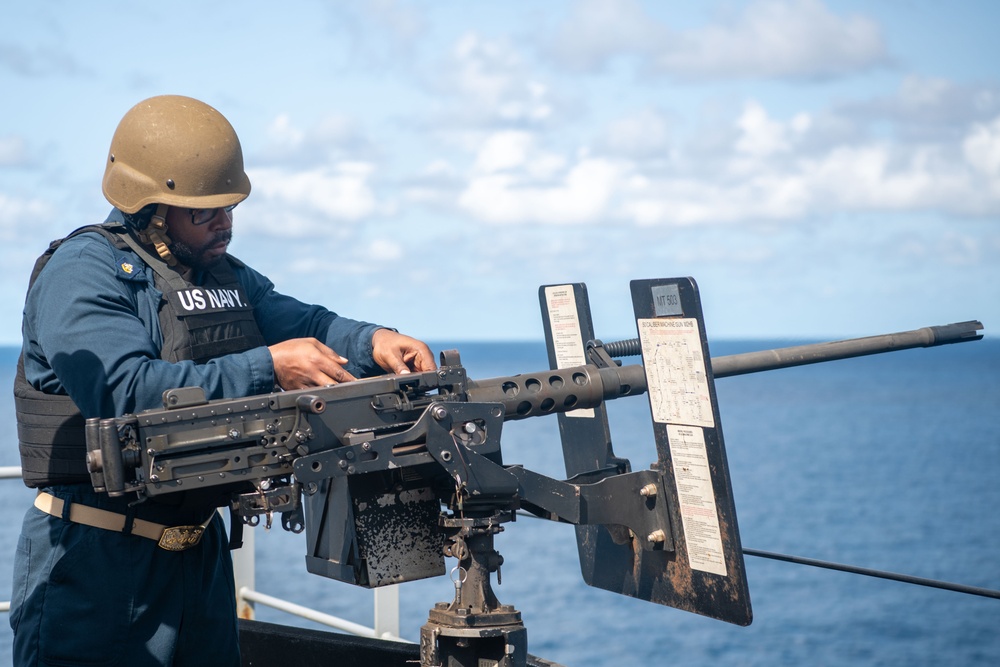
[[168, 287, 252, 314]]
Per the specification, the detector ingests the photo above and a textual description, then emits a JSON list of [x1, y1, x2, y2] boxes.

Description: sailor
[[9, 95, 436, 666]]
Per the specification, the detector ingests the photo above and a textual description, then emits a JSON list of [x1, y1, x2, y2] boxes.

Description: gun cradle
[[82, 276, 985, 667], [82, 286, 982, 645]]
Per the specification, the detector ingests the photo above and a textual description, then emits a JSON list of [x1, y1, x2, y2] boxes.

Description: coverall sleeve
[[232, 261, 384, 378]]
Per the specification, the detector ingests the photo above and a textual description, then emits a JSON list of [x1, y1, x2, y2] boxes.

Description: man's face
[[163, 206, 234, 269]]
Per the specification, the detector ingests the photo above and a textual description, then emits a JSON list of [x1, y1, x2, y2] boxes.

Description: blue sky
[[2, 0, 998, 345]]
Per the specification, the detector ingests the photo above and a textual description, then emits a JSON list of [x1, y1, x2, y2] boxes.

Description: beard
[[170, 229, 233, 270]]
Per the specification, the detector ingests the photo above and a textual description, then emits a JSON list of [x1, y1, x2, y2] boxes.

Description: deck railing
[[1, 466, 23, 615]]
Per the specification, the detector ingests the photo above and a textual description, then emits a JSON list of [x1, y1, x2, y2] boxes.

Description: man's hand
[[371, 328, 437, 375], [269, 338, 356, 390]]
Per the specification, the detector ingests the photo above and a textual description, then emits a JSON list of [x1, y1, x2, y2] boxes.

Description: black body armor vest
[[15, 223, 267, 487]]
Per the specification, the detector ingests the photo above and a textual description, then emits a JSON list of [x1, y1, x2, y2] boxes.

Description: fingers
[[371, 329, 437, 375], [270, 331, 436, 391], [403, 345, 437, 373], [269, 338, 356, 390]]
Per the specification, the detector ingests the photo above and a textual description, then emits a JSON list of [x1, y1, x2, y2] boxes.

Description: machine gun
[[84, 277, 984, 667]]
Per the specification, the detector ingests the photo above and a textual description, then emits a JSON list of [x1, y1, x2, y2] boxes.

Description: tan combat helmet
[[102, 95, 252, 265]]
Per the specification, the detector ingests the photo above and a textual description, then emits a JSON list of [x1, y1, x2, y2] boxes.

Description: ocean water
[[1, 338, 998, 666]]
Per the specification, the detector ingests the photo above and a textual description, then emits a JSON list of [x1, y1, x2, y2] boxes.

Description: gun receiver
[[85, 350, 646, 498]]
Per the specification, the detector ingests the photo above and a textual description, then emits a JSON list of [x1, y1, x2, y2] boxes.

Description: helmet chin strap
[[138, 203, 178, 267]]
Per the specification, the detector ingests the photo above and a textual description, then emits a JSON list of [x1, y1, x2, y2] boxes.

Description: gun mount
[[84, 277, 984, 667]]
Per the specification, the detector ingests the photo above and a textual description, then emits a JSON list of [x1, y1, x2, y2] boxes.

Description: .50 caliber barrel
[[709, 320, 983, 378], [470, 321, 984, 421]]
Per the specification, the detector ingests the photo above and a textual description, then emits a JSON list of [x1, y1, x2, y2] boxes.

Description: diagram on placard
[[637, 318, 715, 428]]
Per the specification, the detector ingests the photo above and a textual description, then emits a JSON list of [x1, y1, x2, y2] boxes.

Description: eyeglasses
[[189, 204, 238, 226]]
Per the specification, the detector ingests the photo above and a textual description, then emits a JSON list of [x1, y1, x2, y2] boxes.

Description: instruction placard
[[666, 424, 727, 576], [637, 318, 714, 428], [544, 285, 594, 418]]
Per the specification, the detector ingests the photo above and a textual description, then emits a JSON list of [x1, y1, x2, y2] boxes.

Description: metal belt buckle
[[157, 525, 206, 551]]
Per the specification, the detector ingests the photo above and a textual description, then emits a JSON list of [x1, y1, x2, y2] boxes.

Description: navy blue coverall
[[10, 210, 383, 666]]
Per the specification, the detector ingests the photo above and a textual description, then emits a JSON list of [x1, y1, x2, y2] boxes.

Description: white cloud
[[654, 0, 888, 80], [806, 144, 941, 209], [620, 133, 1000, 226], [247, 163, 381, 230], [366, 238, 403, 261], [472, 131, 533, 173], [470, 130, 568, 179], [0, 41, 84, 77], [546, 0, 663, 71], [840, 77, 1000, 145], [600, 107, 673, 158], [453, 33, 517, 100], [735, 101, 797, 158], [422, 159, 457, 179], [937, 231, 985, 267], [0, 193, 54, 239], [410, 96, 1000, 229], [622, 173, 811, 226], [265, 114, 305, 148], [255, 113, 372, 167], [610, 100, 1000, 225], [458, 132, 623, 225], [353, 0, 425, 44], [432, 32, 557, 126], [897, 75, 956, 111], [546, 0, 888, 80], [963, 116, 1000, 177], [0, 135, 28, 166]]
